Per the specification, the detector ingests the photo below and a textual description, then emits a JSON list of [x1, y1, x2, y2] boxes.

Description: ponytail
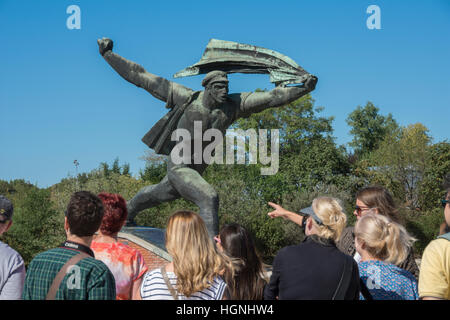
[[355, 213, 415, 265]]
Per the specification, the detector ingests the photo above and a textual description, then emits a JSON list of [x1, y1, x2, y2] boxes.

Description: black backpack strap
[[332, 255, 354, 300], [359, 278, 374, 300]]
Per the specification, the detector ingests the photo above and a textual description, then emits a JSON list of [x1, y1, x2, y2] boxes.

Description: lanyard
[[59, 240, 95, 257]]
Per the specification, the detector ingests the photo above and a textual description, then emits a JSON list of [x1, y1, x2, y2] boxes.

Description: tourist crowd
[[0, 184, 449, 300]]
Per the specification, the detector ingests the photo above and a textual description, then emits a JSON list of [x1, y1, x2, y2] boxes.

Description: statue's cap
[[202, 71, 228, 87]]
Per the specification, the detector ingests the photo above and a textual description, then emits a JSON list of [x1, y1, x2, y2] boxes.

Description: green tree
[[139, 151, 167, 183], [361, 123, 432, 208], [139, 161, 167, 184], [122, 163, 131, 176], [232, 93, 350, 195], [99, 158, 131, 177], [419, 141, 450, 210], [346, 102, 399, 156], [100, 162, 110, 177], [111, 158, 121, 174], [0, 179, 36, 203], [234, 93, 335, 155], [3, 188, 65, 265]]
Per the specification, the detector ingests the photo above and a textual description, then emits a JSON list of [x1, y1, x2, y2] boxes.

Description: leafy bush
[[2, 188, 65, 266], [404, 207, 445, 255]]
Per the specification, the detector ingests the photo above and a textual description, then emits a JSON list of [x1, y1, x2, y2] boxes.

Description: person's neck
[[66, 235, 93, 248], [94, 232, 118, 244], [359, 251, 381, 263], [165, 261, 174, 272]]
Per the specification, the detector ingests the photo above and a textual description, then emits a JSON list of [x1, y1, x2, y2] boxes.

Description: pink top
[[91, 241, 148, 300]]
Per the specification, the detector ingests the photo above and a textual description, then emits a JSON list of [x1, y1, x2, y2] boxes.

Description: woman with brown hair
[[140, 210, 231, 300], [215, 223, 267, 300], [337, 186, 419, 278]]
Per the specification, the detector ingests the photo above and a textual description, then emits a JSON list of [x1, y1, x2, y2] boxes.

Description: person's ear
[[306, 217, 313, 232], [359, 239, 366, 250], [355, 237, 365, 253], [64, 217, 70, 234]]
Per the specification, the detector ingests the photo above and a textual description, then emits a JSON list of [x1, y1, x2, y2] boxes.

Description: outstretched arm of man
[[98, 38, 189, 103], [240, 75, 318, 116]]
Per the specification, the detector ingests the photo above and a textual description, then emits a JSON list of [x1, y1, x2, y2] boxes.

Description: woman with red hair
[[91, 192, 148, 300]]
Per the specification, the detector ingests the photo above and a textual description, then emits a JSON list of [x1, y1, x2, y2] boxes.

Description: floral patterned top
[[91, 241, 148, 300], [358, 260, 419, 300]]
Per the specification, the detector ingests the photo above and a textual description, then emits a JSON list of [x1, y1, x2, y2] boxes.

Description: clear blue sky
[[1, 0, 449, 187]]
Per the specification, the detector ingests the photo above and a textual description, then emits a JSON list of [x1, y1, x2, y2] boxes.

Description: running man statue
[[98, 38, 317, 237]]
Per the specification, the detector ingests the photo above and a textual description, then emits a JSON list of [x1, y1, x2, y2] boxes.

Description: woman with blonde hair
[[355, 213, 418, 300], [265, 197, 360, 300], [140, 210, 230, 300]]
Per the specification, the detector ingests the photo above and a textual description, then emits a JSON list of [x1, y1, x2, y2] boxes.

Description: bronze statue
[[97, 38, 317, 237]]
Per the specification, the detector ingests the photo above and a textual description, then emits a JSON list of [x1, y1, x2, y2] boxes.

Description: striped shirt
[[140, 268, 227, 300]]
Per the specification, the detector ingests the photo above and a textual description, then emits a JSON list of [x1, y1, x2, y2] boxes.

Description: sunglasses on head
[[441, 199, 450, 208]]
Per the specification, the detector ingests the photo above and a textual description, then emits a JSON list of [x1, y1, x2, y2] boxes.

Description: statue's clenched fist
[[97, 38, 113, 56]]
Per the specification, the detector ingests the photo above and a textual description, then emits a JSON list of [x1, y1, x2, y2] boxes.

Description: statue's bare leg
[[167, 166, 219, 238], [126, 161, 219, 236], [126, 175, 180, 225]]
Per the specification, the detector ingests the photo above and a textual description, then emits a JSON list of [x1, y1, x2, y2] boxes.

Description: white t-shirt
[[0, 240, 26, 300], [140, 268, 227, 300]]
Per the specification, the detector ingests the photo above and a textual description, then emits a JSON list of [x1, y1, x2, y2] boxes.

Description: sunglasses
[[441, 199, 450, 208], [354, 205, 372, 215], [300, 214, 308, 230]]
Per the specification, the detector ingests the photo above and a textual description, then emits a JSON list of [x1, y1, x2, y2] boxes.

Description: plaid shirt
[[23, 247, 116, 300]]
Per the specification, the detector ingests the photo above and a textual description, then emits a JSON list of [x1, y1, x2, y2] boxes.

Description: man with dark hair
[[0, 195, 26, 300], [23, 191, 116, 300]]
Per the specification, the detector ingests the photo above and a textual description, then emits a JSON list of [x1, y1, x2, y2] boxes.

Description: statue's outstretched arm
[[98, 38, 174, 102], [240, 75, 318, 115]]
